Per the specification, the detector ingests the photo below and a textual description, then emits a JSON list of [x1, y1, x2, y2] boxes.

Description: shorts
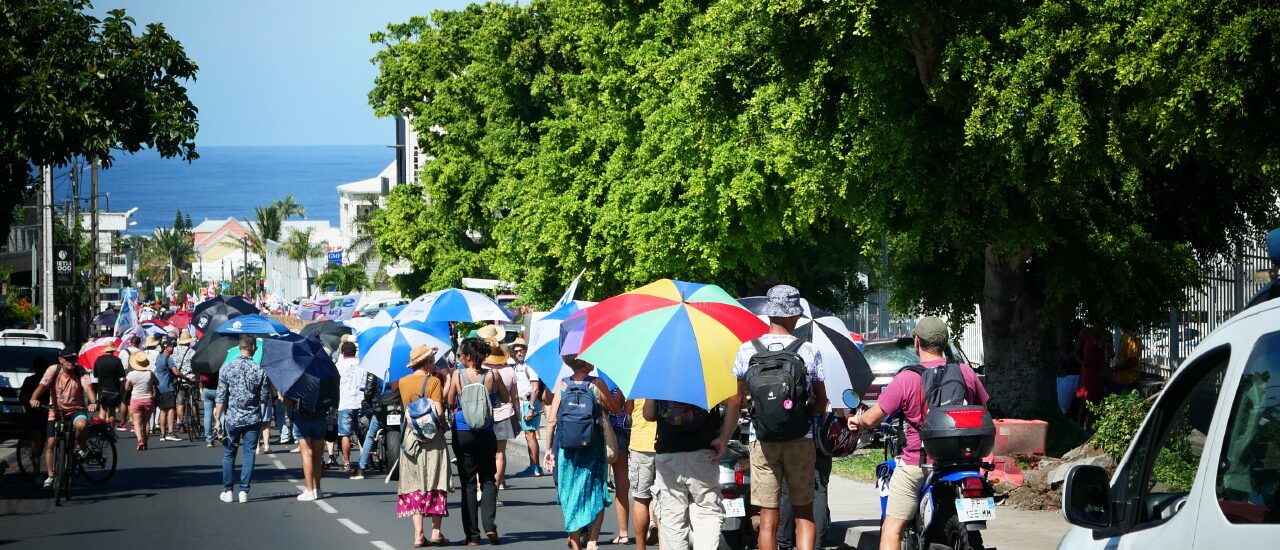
[[97, 389, 123, 409], [749, 438, 817, 508], [629, 450, 657, 499], [493, 416, 519, 440], [337, 409, 358, 437], [293, 414, 327, 440], [46, 410, 90, 437], [519, 401, 541, 432], [129, 398, 155, 415], [155, 392, 177, 411], [885, 461, 928, 521]]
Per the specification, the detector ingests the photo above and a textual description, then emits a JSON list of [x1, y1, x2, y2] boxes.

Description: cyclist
[[28, 353, 99, 489]]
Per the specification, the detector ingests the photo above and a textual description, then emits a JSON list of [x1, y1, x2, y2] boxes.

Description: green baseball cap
[[912, 316, 949, 348]]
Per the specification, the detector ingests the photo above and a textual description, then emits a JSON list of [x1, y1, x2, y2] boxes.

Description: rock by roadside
[[999, 443, 1116, 512]]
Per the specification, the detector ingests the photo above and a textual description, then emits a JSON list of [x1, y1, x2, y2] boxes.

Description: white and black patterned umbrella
[[738, 297, 873, 408]]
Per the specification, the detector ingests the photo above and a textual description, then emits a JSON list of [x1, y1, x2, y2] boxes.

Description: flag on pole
[[114, 287, 139, 337], [554, 269, 586, 311]]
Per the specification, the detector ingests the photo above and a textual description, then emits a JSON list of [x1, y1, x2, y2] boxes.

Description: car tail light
[[735, 470, 746, 486], [960, 477, 986, 498]]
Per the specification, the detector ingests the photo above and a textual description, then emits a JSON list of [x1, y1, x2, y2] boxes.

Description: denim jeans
[[358, 412, 381, 470], [201, 388, 217, 443], [222, 424, 260, 493]]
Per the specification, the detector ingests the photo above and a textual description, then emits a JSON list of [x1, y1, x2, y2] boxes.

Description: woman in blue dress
[[544, 355, 622, 550]]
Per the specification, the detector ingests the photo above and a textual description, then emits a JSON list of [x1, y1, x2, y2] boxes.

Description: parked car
[[0, 330, 64, 441], [1058, 295, 1280, 548], [860, 336, 979, 406], [355, 297, 409, 319]]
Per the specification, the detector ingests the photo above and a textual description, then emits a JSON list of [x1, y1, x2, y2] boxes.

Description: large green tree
[[370, 0, 1280, 416], [0, 0, 199, 242]]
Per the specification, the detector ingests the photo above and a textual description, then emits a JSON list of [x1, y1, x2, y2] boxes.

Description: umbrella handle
[[384, 457, 399, 484]]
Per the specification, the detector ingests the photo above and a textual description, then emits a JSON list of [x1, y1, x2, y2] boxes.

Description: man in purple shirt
[[846, 317, 988, 550]]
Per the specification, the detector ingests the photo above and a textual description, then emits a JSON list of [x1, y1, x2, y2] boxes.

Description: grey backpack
[[458, 369, 494, 430]]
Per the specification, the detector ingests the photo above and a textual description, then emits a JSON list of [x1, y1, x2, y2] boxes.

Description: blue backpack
[[556, 376, 599, 450]]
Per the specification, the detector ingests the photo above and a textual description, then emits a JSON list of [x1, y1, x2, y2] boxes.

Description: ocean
[[83, 145, 394, 233]]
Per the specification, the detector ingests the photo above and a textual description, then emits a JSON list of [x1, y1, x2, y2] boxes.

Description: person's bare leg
[[524, 430, 539, 468], [43, 435, 55, 477], [313, 440, 325, 494], [758, 507, 780, 550], [568, 530, 583, 550], [612, 453, 631, 541], [632, 496, 652, 550], [495, 440, 508, 486], [411, 512, 425, 545], [586, 509, 606, 549], [299, 437, 316, 491], [430, 515, 444, 542], [793, 503, 816, 550], [879, 517, 908, 550], [73, 418, 89, 450], [341, 436, 351, 466]]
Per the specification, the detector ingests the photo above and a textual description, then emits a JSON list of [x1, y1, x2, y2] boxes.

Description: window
[[1121, 347, 1229, 527], [1217, 330, 1280, 524]]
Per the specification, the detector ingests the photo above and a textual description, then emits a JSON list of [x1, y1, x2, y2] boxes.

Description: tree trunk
[[978, 246, 1057, 418]]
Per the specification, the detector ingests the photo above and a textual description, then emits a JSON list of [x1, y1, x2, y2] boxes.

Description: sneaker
[[350, 467, 365, 480], [206, 441, 215, 448], [498, 482, 508, 490], [297, 490, 317, 502], [238, 491, 249, 503], [220, 491, 233, 503], [116, 424, 129, 432], [43, 476, 53, 489], [532, 466, 544, 477], [513, 465, 534, 478]]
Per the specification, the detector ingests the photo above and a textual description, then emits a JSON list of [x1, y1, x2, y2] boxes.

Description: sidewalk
[[827, 475, 1069, 550]]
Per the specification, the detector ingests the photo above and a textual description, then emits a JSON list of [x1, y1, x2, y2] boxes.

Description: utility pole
[[70, 161, 81, 344], [40, 166, 55, 338], [242, 238, 249, 298], [90, 159, 100, 315]]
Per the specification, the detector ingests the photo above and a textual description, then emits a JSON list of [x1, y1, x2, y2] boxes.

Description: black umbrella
[[190, 331, 242, 375], [91, 310, 118, 327], [299, 320, 353, 355], [738, 296, 873, 408], [261, 333, 340, 414], [193, 298, 260, 337]]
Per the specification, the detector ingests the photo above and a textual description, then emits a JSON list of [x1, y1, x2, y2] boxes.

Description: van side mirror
[[1062, 465, 1114, 531]]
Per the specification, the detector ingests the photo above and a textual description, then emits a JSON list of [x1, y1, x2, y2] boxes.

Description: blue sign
[[327, 250, 343, 266]]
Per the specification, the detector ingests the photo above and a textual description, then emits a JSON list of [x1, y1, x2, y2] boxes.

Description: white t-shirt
[[733, 333, 825, 441], [512, 361, 539, 399], [126, 369, 156, 400], [335, 356, 365, 411]]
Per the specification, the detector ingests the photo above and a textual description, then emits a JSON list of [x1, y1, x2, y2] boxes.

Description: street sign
[[53, 244, 74, 287]]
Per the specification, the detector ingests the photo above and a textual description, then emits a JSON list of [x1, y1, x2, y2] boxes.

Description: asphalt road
[[0, 429, 622, 550]]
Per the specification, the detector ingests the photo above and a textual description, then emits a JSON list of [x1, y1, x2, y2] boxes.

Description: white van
[[1059, 296, 1280, 548], [0, 329, 65, 441]]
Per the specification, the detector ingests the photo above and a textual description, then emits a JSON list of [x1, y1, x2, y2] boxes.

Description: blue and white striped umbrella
[[356, 320, 452, 383], [525, 300, 596, 386], [396, 289, 512, 324]]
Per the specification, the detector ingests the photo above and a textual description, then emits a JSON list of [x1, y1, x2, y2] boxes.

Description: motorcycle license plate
[[955, 497, 996, 522], [723, 497, 746, 518], [386, 414, 402, 426]]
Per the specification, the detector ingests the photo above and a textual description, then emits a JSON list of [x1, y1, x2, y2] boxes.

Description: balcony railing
[[1, 225, 38, 254]]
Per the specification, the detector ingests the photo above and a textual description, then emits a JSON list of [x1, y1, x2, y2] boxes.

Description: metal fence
[[1138, 241, 1273, 378]]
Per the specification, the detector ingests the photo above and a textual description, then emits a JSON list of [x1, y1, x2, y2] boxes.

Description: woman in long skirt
[[545, 355, 622, 550], [396, 344, 452, 547]]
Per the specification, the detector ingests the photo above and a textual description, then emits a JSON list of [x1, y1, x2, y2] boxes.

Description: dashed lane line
[[337, 518, 369, 535], [272, 459, 286, 470], [370, 542, 396, 550], [315, 501, 337, 514]]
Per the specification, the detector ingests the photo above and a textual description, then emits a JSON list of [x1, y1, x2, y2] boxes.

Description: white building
[[79, 208, 139, 309]]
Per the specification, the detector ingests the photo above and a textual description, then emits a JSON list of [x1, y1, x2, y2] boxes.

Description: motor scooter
[[719, 417, 756, 550], [876, 418, 998, 550]]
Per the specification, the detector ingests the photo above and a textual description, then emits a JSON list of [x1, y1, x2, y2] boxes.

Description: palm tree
[[240, 204, 284, 270], [280, 227, 326, 295], [348, 198, 392, 287], [151, 227, 195, 281], [314, 264, 370, 294], [274, 195, 306, 220]]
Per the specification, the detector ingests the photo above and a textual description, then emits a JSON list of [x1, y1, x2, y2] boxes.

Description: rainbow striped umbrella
[[577, 279, 767, 409]]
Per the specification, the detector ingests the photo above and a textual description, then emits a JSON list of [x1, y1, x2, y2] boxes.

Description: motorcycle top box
[[919, 405, 995, 462]]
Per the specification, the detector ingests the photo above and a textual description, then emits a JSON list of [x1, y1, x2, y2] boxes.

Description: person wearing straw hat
[[172, 331, 197, 437], [478, 326, 520, 492], [395, 344, 452, 547], [509, 338, 546, 478], [124, 351, 159, 451]]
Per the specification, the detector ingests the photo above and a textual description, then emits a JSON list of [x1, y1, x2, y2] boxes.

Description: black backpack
[[899, 363, 970, 410], [744, 338, 812, 442]]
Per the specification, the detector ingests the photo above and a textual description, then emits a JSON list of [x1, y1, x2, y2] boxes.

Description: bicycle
[[18, 409, 117, 501], [176, 381, 205, 442]]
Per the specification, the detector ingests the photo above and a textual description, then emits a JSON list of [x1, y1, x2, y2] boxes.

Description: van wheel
[[939, 515, 984, 550]]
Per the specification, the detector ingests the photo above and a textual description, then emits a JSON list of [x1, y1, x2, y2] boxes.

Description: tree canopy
[[370, 0, 1280, 415]]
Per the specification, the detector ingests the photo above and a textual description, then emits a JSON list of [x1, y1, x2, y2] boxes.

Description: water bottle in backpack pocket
[[744, 338, 812, 442], [556, 376, 599, 449]]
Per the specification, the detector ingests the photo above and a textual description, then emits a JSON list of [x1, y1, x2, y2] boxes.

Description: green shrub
[[1087, 391, 1151, 460]]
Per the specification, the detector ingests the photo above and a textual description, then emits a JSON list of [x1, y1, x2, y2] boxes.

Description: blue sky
[[91, 1, 474, 146]]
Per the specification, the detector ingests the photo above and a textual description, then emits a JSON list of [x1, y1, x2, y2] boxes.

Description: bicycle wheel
[[15, 437, 44, 485], [52, 437, 66, 506], [81, 431, 117, 485]]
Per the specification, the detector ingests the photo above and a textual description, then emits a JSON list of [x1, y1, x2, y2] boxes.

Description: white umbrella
[[397, 288, 512, 324], [738, 297, 872, 408]]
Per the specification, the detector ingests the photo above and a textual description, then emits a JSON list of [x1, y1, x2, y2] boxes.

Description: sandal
[[486, 531, 501, 545], [611, 536, 632, 545], [428, 537, 449, 547]]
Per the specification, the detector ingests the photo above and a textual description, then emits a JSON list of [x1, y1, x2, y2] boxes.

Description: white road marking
[[295, 484, 308, 492], [272, 459, 286, 470], [286, 477, 298, 483], [268, 453, 277, 458], [337, 518, 369, 535], [315, 500, 337, 514], [371, 542, 396, 550]]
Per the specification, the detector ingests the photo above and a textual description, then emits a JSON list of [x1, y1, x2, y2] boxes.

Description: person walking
[[445, 337, 509, 546], [93, 342, 125, 430], [846, 317, 989, 550], [607, 386, 633, 546], [483, 335, 519, 490], [173, 332, 197, 434], [214, 336, 273, 503], [199, 370, 219, 448], [153, 342, 180, 441], [352, 372, 386, 480], [396, 345, 452, 547], [335, 340, 364, 472], [509, 338, 546, 477], [544, 356, 622, 550], [628, 398, 660, 550], [642, 394, 740, 550], [734, 284, 827, 550], [291, 382, 330, 501], [125, 352, 158, 451]]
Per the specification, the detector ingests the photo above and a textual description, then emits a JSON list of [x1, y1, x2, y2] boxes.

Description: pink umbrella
[[78, 337, 121, 369]]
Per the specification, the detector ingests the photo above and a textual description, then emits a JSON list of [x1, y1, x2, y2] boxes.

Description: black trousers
[[453, 428, 498, 539], [778, 452, 832, 548]]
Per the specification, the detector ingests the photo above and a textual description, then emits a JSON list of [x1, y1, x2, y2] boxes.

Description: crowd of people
[[21, 284, 990, 550]]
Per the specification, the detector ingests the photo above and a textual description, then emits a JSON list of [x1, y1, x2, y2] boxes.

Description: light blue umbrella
[[525, 300, 595, 386], [214, 314, 289, 335], [356, 320, 452, 383]]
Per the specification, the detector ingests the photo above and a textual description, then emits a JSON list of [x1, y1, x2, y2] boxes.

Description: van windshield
[[0, 346, 61, 374]]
